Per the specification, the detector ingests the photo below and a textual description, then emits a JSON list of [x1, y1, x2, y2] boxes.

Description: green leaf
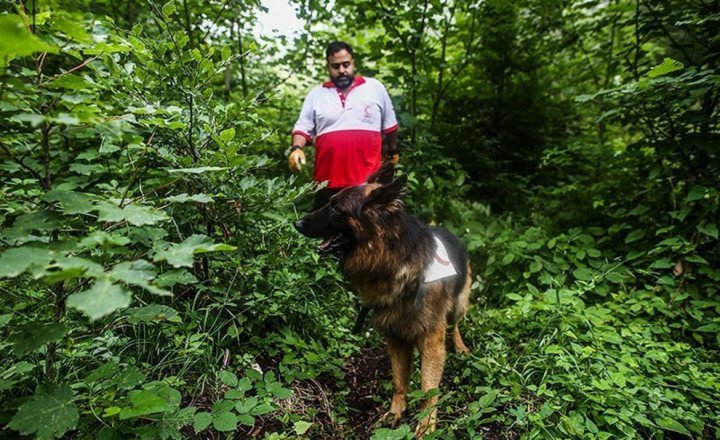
[[8, 323, 67, 356], [155, 269, 197, 287], [43, 190, 95, 214], [79, 231, 131, 249], [477, 389, 498, 408], [8, 384, 78, 440], [119, 390, 172, 420], [0, 247, 55, 278], [0, 15, 58, 57], [109, 259, 170, 296], [212, 411, 238, 432], [685, 185, 708, 202], [112, 367, 146, 390], [85, 362, 120, 383], [162, 1, 177, 17], [685, 255, 708, 265], [40, 258, 99, 283], [650, 258, 674, 269], [238, 413, 256, 426], [655, 417, 690, 435], [0, 313, 12, 328], [609, 372, 626, 387], [116, 205, 168, 226], [108, 260, 157, 285], [647, 58, 684, 78], [235, 396, 258, 414], [193, 412, 212, 433], [694, 323, 720, 332], [225, 389, 245, 399], [624, 230, 645, 243], [267, 381, 292, 399], [165, 193, 214, 204], [126, 305, 179, 324], [66, 279, 131, 320], [294, 421, 313, 435], [219, 128, 236, 143], [563, 411, 585, 436], [250, 403, 275, 416], [697, 223, 718, 239], [573, 267, 594, 281], [153, 234, 237, 268], [51, 12, 92, 43], [370, 425, 412, 440], [96, 202, 168, 226], [237, 377, 253, 392], [219, 370, 239, 387]]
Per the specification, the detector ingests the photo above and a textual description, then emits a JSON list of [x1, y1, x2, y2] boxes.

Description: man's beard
[[332, 74, 354, 89]]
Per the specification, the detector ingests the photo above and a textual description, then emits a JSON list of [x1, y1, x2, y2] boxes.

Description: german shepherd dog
[[294, 163, 471, 436]]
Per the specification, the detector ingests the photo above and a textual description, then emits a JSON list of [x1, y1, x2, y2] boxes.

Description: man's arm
[[289, 92, 316, 172], [292, 134, 309, 149], [378, 81, 399, 163]]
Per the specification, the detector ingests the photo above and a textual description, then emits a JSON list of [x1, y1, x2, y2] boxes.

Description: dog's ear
[[366, 162, 395, 185], [366, 174, 407, 207]]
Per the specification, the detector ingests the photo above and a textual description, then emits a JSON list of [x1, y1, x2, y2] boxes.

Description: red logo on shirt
[[363, 105, 372, 117]]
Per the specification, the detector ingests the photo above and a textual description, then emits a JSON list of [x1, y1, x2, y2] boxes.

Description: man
[[289, 41, 399, 210]]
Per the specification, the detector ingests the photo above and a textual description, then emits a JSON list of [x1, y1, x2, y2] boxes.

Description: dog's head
[[294, 162, 407, 255]]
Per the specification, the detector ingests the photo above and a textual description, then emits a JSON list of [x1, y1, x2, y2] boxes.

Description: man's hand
[[288, 147, 306, 173], [383, 153, 399, 164]]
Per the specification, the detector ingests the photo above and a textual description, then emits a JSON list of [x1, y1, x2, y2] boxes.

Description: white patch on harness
[[424, 236, 457, 282]]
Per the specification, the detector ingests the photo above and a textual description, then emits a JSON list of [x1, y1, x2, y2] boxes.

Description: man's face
[[327, 49, 355, 89]]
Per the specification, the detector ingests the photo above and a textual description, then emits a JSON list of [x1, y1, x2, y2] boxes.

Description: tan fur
[[345, 238, 472, 436]]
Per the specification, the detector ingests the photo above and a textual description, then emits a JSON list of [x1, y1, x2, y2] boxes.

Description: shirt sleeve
[[379, 83, 399, 134], [292, 91, 316, 143]]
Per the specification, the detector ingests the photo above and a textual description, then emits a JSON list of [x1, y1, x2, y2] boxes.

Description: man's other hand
[[383, 153, 399, 164], [288, 148, 306, 173]]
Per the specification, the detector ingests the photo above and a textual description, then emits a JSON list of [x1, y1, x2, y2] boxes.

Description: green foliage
[[8, 384, 78, 440], [1, 0, 719, 438]]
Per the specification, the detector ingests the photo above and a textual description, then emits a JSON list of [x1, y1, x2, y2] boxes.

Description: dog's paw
[[454, 344, 470, 355], [379, 409, 404, 427]]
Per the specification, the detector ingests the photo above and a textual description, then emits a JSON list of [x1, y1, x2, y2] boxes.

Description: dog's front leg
[[415, 322, 447, 437], [381, 337, 413, 427]]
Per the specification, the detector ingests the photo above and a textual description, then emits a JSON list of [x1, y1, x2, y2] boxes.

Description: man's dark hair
[[326, 41, 353, 60]]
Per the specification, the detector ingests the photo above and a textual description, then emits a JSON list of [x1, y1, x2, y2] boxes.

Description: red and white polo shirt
[[292, 76, 399, 188]]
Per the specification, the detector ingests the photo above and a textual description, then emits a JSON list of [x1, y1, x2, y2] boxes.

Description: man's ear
[[366, 175, 407, 206], [366, 162, 395, 185]]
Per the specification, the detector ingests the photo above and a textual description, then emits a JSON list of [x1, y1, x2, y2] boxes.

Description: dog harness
[[424, 236, 458, 282], [414, 236, 458, 310], [292, 76, 399, 188]]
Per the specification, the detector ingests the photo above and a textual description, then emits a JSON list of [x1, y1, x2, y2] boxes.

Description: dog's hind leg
[[450, 265, 472, 354], [415, 321, 447, 437], [381, 338, 413, 427], [451, 325, 470, 354]]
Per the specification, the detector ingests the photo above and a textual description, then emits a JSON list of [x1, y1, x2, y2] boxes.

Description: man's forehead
[[328, 49, 353, 62]]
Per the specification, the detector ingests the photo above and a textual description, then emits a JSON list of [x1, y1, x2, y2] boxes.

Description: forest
[[0, 0, 718, 438]]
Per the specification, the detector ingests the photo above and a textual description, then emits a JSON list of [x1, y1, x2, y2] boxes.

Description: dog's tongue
[[318, 237, 333, 251]]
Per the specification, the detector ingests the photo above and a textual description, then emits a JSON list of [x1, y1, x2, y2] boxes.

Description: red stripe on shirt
[[382, 123, 399, 134]]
